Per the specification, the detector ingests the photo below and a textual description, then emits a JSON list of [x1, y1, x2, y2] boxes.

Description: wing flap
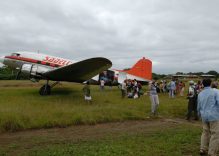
[[43, 57, 112, 82]]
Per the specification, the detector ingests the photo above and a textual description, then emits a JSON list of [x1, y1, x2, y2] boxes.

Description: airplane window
[[11, 53, 20, 57]]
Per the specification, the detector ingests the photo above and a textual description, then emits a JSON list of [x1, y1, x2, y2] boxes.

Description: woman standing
[[149, 80, 160, 116]]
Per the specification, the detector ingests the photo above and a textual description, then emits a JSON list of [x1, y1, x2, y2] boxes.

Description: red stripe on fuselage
[[5, 56, 62, 68]]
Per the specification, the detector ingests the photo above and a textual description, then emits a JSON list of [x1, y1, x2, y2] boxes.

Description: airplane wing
[[43, 57, 112, 82]]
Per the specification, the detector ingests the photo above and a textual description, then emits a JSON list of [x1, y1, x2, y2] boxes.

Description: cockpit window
[[11, 53, 20, 57]]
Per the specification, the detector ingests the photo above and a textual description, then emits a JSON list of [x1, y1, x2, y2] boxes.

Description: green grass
[[0, 80, 188, 132], [0, 80, 203, 156], [20, 125, 201, 156]]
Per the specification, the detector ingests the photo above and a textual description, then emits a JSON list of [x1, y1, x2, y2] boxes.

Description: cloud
[[0, 0, 219, 74]]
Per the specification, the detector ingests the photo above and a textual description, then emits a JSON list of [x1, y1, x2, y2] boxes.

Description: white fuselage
[[2, 51, 74, 71]]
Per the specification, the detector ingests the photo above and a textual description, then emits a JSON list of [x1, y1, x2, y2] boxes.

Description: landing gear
[[39, 80, 59, 96], [39, 84, 51, 95]]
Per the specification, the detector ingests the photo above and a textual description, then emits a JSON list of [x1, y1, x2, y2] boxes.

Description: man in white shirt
[[186, 81, 198, 121]]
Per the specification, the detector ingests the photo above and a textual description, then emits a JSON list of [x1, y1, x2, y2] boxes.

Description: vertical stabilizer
[[126, 57, 152, 80]]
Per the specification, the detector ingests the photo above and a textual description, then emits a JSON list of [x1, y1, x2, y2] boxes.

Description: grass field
[[26, 126, 200, 156], [0, 120, 202, 156], [0, 80, 205, 156], [0, 80, 189, 132]]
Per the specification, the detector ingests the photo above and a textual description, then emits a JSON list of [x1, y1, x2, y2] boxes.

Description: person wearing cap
[[148, 80, 159, 116], [186, 80, 198, 121], [197, 79, 219, 156]]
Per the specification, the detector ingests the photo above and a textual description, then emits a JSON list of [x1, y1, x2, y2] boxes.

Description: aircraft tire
[[39, 85, 51, 96]]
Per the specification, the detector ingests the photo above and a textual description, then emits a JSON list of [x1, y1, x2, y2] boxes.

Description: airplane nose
[[0, 56, 5, 64]]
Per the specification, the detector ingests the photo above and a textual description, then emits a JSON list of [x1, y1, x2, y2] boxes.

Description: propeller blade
[[16, 70, 21, 80]]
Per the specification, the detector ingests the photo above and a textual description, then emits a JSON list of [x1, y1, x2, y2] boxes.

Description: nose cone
[[0, 56, 5, 64]]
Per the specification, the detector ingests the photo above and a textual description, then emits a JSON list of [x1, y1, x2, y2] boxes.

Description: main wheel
[[39, 85, 51, 96]]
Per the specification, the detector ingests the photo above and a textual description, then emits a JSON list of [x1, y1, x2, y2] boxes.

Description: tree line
[[0, 67, 218, 80], [152, 70, 219, 80]]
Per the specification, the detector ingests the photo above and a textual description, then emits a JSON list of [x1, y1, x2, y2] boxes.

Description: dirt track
[[0, 118, 201, 155]]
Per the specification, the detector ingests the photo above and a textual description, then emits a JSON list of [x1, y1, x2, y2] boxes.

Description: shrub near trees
[[152, 70, 218, 80], [0, 67, 30, 80], [0, 68, 16, 80], [152, 73, 166, 80]]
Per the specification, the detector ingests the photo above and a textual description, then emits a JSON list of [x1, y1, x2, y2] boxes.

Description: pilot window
[[11, 53, 20, 57]]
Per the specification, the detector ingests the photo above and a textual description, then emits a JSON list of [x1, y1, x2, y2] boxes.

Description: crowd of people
[[120, 79, 143, 99], [148, 78, 219, 156], [148, 79, 186, 98], [82, 78, 219, 155]]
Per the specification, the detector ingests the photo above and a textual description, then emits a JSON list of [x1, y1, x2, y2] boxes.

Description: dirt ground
[[0, 118, 201, 155]]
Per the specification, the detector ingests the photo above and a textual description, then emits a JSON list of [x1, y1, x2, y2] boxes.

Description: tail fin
[[126, 57, 152, 80]]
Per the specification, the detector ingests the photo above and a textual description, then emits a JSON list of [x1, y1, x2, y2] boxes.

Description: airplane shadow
[[26, 88, 75, 97], [50, 88, 74, 96]]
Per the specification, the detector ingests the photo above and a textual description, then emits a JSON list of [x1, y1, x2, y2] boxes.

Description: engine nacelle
[[21, 64, 50, 78]]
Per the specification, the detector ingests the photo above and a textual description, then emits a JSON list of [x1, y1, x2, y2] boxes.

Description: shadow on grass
[[51, 88, 74, 96], [24, 88, 80, 97]]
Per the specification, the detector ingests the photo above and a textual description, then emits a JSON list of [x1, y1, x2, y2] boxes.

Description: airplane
[[91, 57, 152, 85], [0, 51, 112, 95]]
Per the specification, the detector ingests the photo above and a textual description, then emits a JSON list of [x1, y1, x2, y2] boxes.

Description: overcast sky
[[0, 0, 219, 74]]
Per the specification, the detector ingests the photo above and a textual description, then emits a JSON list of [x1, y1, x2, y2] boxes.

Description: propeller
[[15, 66, 23, 80], [16, 70, 22, 80]]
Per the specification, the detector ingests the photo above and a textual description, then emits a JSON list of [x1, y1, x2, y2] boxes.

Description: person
[[186, 81, 198, 121], [137, 82, 143, 97], [197, 78, 219, 156], [127, 79, 132, 93], [121, 80, 127, 98], [175, 80, 179, 95], [196, 80, 203, 94], [179, 81, 185, 96], [108, 79, 113, 90], [127, 91, 133, 98], [133, 90, 139, 99], [169, 79, 176, 98], [148, 80, 159, 116], [133, 86, 139, 99], [133, 79, 138, 87], [159, 81, 163, 93], [155, 82, 160, 93], [100, 79, 105, 91], [163, 80, 167, 93], [82, 81, 92, 103], [212, 81, 219, 90]]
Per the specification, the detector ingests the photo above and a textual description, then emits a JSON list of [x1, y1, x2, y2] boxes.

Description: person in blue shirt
[[197, 78, 219, 156], [169, 79, 176, 98]]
